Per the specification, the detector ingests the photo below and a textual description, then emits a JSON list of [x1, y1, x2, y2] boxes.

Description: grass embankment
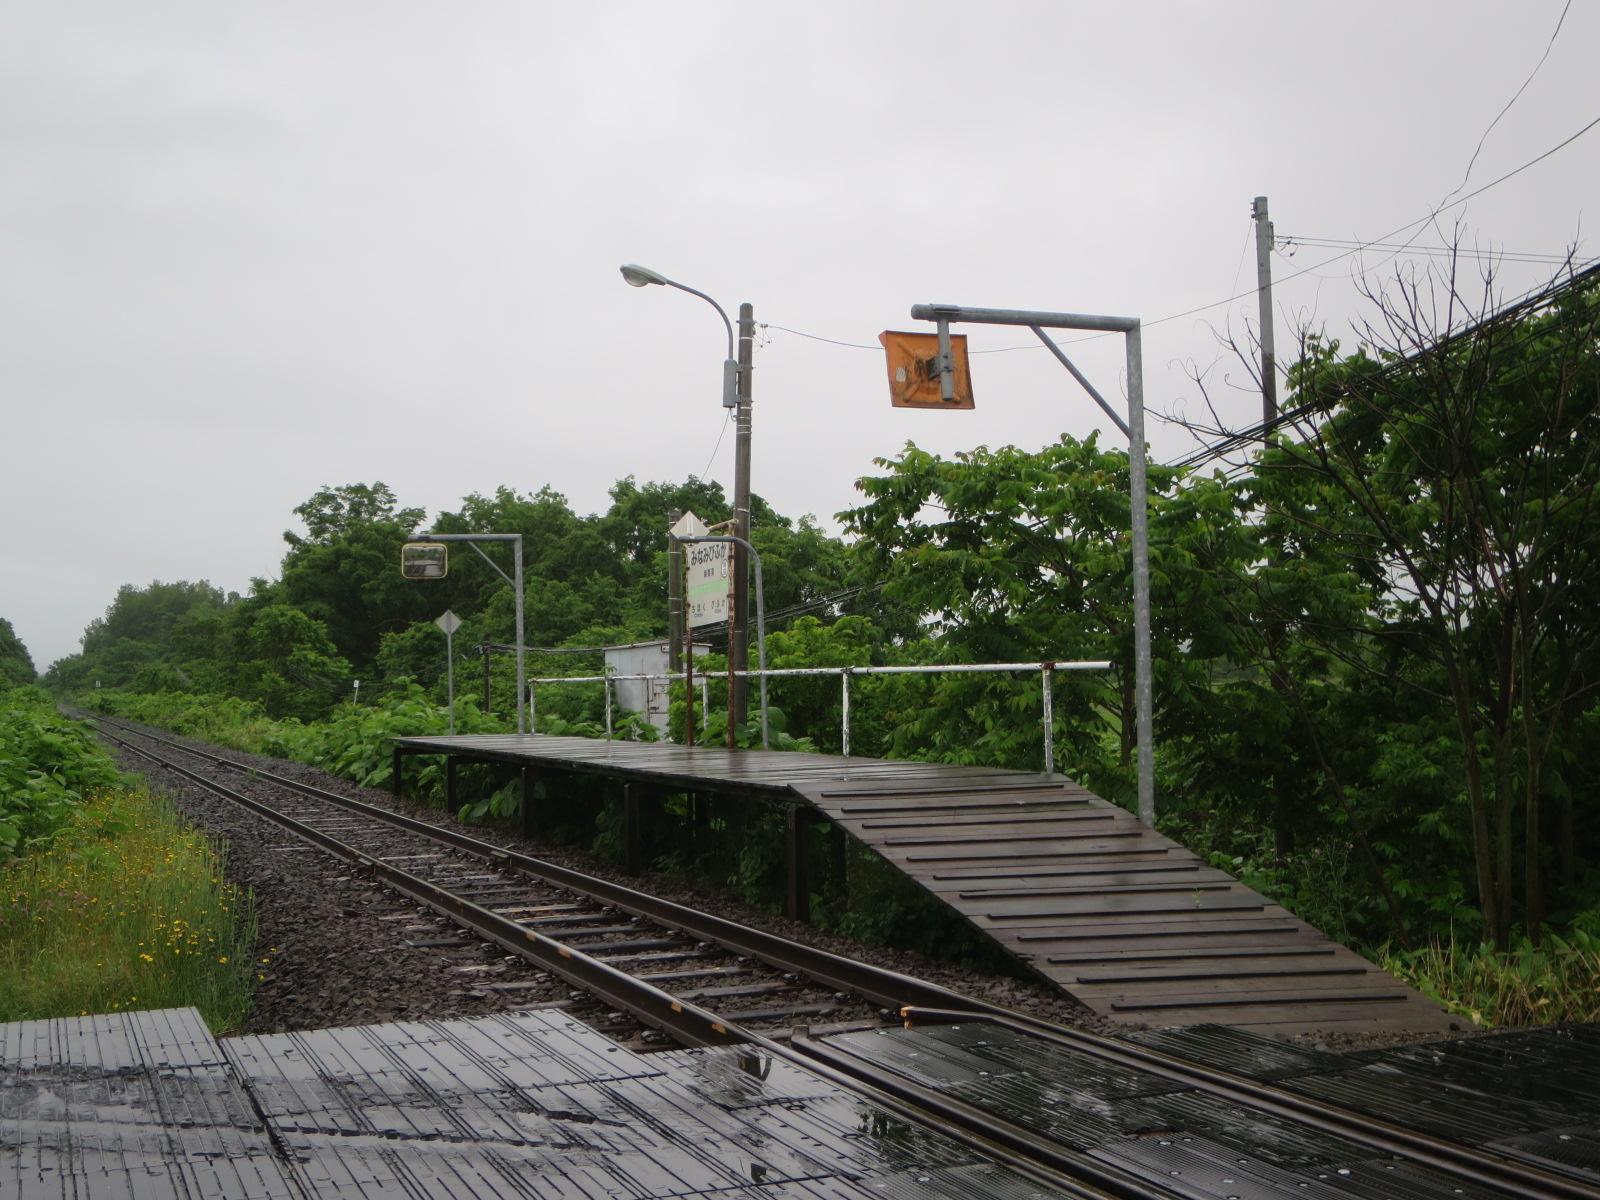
[[0, 688, 258, 1030]]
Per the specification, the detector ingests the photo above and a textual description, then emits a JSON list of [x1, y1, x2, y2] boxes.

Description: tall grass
[[0, 787, 258, 1031], [1382, 932, 1600, 1027]]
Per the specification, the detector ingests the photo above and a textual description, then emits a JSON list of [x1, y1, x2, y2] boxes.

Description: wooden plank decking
[[392, 735, 1457, 1037]]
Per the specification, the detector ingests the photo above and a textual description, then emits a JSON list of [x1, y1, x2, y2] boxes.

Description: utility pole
[[1255, 195, 1292, 863], [1252, 195, 1277, 425], [666, 510, 683, 671], [729, 302, 755, 728]]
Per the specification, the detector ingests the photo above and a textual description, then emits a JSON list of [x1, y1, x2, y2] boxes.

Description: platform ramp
[[791, 770, 1455, 1036]]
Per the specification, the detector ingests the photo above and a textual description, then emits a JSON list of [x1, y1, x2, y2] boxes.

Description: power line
[[692, 410, 732, 483], [761, 110, 1600, 359], [1162, 259, 1600, 473], [1277, 235, 1588, 267], [759, 323, 879, 351], [1443, 0, 1572, 205]]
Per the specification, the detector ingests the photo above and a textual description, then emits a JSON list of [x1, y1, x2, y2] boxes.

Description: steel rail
[[898, 1006, 1600, 1200], [92, 719, 1155, 1200], [94, 716, 1596, 1200], [790, 1029, 1187, 1200]]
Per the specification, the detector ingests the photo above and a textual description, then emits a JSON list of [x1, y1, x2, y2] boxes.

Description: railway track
[[92, 714, 1600, 1200], [91, 715, 911, 1049]]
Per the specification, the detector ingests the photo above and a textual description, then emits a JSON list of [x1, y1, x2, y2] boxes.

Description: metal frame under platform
[[391, 735, 1457, 1037]]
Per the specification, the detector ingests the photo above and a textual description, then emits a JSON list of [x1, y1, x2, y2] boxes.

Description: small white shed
[[603, 639, 712, 734]]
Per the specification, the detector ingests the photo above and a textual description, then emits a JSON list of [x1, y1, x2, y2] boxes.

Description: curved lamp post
[[619, 264, 738, 409], [621, 263, 757, 735]]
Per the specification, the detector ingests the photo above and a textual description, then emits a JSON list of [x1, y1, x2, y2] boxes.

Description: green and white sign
[[672, 511, 730, 629]]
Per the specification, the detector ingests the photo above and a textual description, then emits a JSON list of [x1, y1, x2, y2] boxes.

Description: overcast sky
[[3, 1, 1594, 670]]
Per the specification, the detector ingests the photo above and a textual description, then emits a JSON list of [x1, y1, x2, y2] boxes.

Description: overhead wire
[[1277, 236, 1585, 267], [1162, 258, 1600, 473], [691, 410, 732, 484], [1442, 0, 1572, 206], [759, 109, 1600, 359]]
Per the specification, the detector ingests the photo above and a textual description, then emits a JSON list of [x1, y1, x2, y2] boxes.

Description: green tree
[[0, 619, 35, 687], [1188, 256, 1600, 947], [280, 482, 430, 668]]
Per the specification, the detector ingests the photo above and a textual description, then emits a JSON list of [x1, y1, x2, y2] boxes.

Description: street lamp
[[619, 264, 738, 410], [621, 263, 756, 730]]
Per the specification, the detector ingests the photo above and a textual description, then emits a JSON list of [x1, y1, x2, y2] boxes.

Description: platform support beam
[[445, 756, 458, 812], [392, 747, 404, 799], [520, 767, 536, 839], [623, 783, 647, 874], [828, 824, 848, 909], [786, 806, 810, 923]]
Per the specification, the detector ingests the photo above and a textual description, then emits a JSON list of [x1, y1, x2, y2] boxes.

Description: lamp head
[[620, 263, 669, 288]]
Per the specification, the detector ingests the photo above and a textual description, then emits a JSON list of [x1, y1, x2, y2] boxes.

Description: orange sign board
[[878, 330, 975, 409]]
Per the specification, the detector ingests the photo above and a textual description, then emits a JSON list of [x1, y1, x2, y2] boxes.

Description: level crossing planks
[[392, 734, 1457, 1036]]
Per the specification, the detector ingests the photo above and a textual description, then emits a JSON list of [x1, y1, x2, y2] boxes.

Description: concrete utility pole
[[1255, 195, 1292, 863], [729, 302, 755, 728], [1253, 195, 1278, 425]]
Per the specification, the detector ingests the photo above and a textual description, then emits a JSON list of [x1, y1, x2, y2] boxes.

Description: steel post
[[1041, 666, 1054, 776], [1126, 323, 1155, 826], [445, 626, 456, 734], [513, 536, 526, 733], [840, 668, 852, 757]]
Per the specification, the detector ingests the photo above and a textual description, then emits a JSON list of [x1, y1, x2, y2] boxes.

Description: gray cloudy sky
[[3, 1, 1595, 669]]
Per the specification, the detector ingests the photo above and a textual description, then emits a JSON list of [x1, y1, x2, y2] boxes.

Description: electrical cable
[[760, 110, 1600, 358], [692, 410, 732, 483], [1442, 0, 1572, 206], [1162, 259, 1600, 472], [1277, 236, 1585, 266]]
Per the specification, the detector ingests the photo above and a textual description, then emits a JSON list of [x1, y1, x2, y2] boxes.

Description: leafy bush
[[0, 687, 125, 857]]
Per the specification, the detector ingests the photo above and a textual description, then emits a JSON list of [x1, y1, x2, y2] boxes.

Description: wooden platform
[[392, 736, 1458, 1037], [3, 1007, 1065, 1200]]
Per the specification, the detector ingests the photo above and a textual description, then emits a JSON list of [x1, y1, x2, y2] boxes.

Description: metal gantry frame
[[418, 532, 526, 734], [909, 302, 1155, 826]]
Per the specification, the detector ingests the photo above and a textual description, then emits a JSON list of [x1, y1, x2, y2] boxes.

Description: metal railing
[[526, 659, 1111, 775]]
